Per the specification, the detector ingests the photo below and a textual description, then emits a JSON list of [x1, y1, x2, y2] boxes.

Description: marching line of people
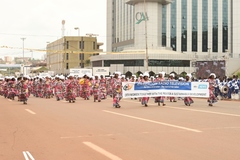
[[1, 71, 239, 107]]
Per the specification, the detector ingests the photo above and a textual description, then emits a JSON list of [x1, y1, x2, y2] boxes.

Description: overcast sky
[[0, 0, 106, 60]]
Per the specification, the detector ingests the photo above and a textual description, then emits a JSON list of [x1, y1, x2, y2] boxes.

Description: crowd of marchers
[[0, 72, 239, 107]]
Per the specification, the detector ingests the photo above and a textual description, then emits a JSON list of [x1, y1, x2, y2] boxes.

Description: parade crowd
[[0, 71, 239, 107]]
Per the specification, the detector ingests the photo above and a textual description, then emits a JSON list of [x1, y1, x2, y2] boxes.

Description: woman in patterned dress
[[154, 72, 166, 106], [141, 72, 150, 107], [111, 72, 122, 108], [208, 73, 218, 106]]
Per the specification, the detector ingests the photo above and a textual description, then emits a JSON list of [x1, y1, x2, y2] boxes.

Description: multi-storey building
[[107, 0, 240, 56], [90, 0, 240, 77], [47, 36, 103, 75]]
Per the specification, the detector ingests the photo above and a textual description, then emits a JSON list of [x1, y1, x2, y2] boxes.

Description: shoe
[[209, 104, 213, 106], [115, 104, 121, 108], [145, 104, 148, 107], [163, 104, 166, 106]]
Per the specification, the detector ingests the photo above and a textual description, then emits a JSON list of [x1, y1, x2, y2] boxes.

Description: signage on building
[[39, 72, 51, 77], [48, 71, 55, 76], [70, 68, 92, 77], [136, 12, 148, 24], [92, 67, 109, 76]]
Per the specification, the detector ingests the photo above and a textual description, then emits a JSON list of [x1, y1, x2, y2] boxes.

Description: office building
[[47, 36, 103, 75], [107, 0, 240, 56], [91, 0, 240, 77]]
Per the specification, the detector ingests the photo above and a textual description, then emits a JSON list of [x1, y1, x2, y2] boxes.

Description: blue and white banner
[[122, 81, 209, 98]]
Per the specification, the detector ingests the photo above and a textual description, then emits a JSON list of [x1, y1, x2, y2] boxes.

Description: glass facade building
[[107, 0, 234, 55]]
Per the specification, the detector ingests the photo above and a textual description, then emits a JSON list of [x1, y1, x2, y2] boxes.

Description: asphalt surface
[[1, 95, 240, 160]]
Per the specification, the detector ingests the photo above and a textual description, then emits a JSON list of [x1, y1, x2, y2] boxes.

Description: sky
[[0, 0, 106, 60]]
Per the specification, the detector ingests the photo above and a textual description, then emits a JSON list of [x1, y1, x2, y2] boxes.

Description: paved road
[[1, 95, 240, 160]]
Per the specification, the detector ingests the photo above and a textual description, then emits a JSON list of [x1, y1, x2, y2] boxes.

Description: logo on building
[[135, 12, 148, 24]]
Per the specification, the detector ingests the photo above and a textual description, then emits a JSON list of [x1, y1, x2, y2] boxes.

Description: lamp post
[[21, 38, 26, 75], [143, 0, 149, 72], [74, 27, 80, 36]]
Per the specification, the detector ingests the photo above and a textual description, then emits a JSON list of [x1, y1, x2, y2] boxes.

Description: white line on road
[[25, 109, 36, 115], [103, 110, 202, 133], [23, 152, 29, 160], [163, 106, 240, 117], [123, 100, 240, 117], [83, 142, 122, 160], [23, 151, 35, 160]]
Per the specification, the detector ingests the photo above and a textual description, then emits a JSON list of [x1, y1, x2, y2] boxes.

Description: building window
[[104, 60, 144, 67], [202, 0, 208, 52], [93, 42, 96, 50], [66, 41, 69, 49], [66, 53, 69, 60], [79, 41, 84, 49], [170, 0, 177, 51], [222, 0, 228, 52], [212, 0, 218, 52], [80, 63, 84, 68], [66, 63, 69, 70], [181, 0, 187, 52], [79, 53, 84, 60], [92, 60, 102, 67], [192, 0, 198, 52], [148, 60, 190, 67], [162, 5, 167, 47]]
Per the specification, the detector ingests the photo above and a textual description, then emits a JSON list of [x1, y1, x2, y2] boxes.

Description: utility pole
[[143, 0, 148, 72], [21, 38, 26, 75]]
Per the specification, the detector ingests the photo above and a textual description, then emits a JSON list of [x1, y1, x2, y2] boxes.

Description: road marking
[[25, 109, 36, 115], [163, 106, 240, 117], [123, 99, 240, 117], [83, 142, 122, 160], [61, 133, 116, 139], [23, 151, 35, 160], [103, 110, 202, 133]]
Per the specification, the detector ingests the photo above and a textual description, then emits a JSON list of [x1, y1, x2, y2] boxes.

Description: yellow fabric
[[79, 79, 84, 85]]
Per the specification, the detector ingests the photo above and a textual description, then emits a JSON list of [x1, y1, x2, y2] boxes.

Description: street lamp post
[[74, 27, 80, 36], [143, 0, 149, 72], [21, 38, 26, 75]]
